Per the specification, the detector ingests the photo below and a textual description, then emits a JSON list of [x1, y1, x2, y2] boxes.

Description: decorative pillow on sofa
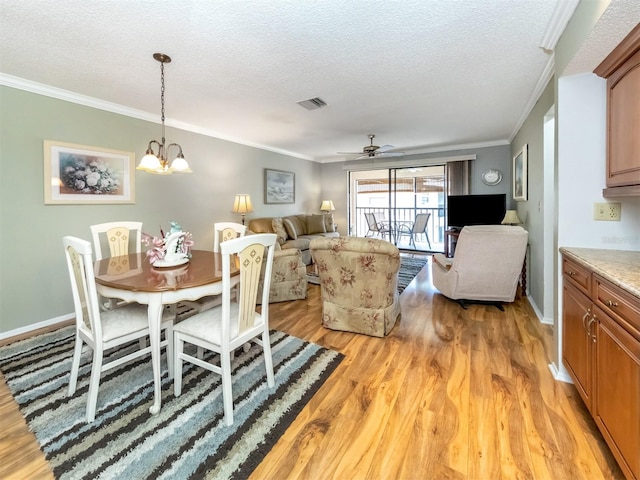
[[284, 215, 306, 238], [295, 215, 309, 235], [272, 218, 287, 245], [307, 214, 326, 234], [283, 218, 298, 240]]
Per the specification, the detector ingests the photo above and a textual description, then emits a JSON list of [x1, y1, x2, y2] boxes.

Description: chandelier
[[137, 53, 191, 174]]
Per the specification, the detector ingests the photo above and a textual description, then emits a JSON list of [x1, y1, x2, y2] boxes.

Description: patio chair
[[396, 213, 431, 248], [364, 212, 393, 239]]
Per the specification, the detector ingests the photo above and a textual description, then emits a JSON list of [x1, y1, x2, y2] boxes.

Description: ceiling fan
[[338, 134, 404, 159]]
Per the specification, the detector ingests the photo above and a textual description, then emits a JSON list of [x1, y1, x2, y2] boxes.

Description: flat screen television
[[447, 194, 506, 229]]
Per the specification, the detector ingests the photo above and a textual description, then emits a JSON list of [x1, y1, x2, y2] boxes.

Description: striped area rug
[[0, 325, 343, 479], [398, 255, 429, 294]]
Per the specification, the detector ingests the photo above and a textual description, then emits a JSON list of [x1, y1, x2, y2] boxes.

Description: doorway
[[348, 165, 446, 252]]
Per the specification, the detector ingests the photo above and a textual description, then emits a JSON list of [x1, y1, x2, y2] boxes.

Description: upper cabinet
[[595, 24, 640, 197]]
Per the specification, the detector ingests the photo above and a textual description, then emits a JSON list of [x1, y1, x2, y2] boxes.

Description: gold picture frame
[[44, 140, 135, 204]]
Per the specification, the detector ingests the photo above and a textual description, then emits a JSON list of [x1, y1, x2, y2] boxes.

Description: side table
[[444, 228, 460, 257]]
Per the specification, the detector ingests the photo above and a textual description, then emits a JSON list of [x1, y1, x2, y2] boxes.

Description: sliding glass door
[[349, 165, 447, 252]]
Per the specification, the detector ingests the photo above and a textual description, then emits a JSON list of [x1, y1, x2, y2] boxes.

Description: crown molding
[[0, 73, 313, 161], [539, 0, 580, 52], [510, 53, 555, 142]]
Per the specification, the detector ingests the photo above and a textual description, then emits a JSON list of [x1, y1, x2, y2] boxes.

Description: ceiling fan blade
[[376, 144, 396, 153], [376, 151, 405, 157], [337, 151, 367, 155]]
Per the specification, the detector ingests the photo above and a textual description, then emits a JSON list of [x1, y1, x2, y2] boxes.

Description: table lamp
[[320, 200, 335, 213], [501, 210, 522, 226], [232, 194, 253, 225]]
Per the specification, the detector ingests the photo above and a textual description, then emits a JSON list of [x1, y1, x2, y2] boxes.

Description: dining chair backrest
[[63, 236, 102, 338], [90, 221, 143, 260], [220, 233, 276, 339], [213, 222, 247, 253], [412, 213, 431, 234]]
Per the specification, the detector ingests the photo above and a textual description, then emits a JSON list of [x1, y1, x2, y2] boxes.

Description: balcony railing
[[353, 206, 445, 252]]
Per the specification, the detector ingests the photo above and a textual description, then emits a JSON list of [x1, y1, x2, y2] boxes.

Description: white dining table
[[94, 250, 239, 415]]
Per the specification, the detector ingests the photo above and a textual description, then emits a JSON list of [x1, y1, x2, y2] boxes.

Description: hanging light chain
[[137, 53, 191, 174], [160, 59, 165, 125]]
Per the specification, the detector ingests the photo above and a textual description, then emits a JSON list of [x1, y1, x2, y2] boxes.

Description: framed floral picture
[[513, 144, 528, 202], [264, 168, 295, 204], [44, 140, 135, 204]]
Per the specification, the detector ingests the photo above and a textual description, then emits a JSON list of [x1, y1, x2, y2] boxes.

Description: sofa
[[310, 236, 402, 337], [248, 214, 339, 265], [431, 225, 528, 307]]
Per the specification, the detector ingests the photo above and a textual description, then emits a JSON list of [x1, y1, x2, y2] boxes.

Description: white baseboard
[[0, 313, 74, 341], [548, 362, 573, 383], [526, 294, 554, 325]]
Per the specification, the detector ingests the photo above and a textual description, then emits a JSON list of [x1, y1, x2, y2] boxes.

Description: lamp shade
[[137, 151, 163, 172], [232, 194, 254, 214], [170, 155, 192, 173], [320, 200, 335, 212], [501, 210, 522, 225]]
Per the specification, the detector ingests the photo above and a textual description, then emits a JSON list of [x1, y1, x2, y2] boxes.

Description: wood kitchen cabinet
[[562, 254, 640, 480], [562, 272, 594, 411], [595, 23, 640, 197]]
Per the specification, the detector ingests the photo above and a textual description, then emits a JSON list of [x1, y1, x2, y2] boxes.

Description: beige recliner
[[310, 236, 401, 337], [431, 225, 528, 309]]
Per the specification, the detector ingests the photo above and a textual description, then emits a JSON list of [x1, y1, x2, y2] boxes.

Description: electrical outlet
[[594, 202, 621, 221]]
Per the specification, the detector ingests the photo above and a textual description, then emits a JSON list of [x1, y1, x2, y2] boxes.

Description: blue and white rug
[[0, 326, 343, 479]]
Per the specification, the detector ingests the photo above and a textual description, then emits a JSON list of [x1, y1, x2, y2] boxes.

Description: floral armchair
[[310, 236, 401, 337], [257, 245, 308, 304]]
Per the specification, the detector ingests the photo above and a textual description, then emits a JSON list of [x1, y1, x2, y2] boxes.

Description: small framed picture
[[44, 140, 135, 204], [513, 144, 528, 202], [264, 168, 295, 204]]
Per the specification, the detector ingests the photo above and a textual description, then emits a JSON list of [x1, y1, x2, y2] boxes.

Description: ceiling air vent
[[297, 97, 327, 110]]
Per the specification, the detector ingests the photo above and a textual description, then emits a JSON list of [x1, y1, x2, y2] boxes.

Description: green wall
[[511, 78, 555, 321], [0, 86, 321, 334]]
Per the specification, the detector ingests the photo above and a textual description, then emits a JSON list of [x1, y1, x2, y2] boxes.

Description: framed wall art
[[44, 140, 135, 204], [264, 168, 295, 204], [512, 144, 528, 202]]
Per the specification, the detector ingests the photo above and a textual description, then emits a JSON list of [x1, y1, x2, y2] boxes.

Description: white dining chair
[[63, 236, 175, 422], [89, 221, 143, 260], [192, 222, 247, 313], [173, 233, 277, 426], [213, 222, 247, 252], [89, 221, 143, 310]]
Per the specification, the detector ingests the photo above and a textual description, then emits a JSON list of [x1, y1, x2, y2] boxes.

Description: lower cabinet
[[562, 255, 640, 480], [562, 282, 594, 411]]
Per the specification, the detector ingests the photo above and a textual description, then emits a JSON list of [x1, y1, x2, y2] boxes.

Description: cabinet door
[[562, 281, 594, 411], [595, 307, 640, 480], [607, 48, 640, 187]]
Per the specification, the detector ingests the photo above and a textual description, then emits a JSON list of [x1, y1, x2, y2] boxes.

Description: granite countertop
[[560, 247, 640, 299]]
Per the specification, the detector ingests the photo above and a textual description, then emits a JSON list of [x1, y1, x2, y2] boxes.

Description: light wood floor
[[0, 257, 624, 479]]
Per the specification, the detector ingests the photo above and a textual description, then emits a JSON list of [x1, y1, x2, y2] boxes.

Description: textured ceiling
[[0, 1, 636, 162]]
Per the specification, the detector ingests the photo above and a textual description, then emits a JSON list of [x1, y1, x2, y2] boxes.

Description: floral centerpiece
[[142, 221, 194, 266]]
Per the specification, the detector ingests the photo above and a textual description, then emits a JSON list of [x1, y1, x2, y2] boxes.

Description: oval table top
[[94, 250, 239, 293]]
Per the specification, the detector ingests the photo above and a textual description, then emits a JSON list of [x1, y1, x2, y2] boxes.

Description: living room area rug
[[0, 325, 343, 480], [397, 254, 429, 294]]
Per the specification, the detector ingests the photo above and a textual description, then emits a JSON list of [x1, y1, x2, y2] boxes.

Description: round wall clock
[[481, 168, 502, 186]]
